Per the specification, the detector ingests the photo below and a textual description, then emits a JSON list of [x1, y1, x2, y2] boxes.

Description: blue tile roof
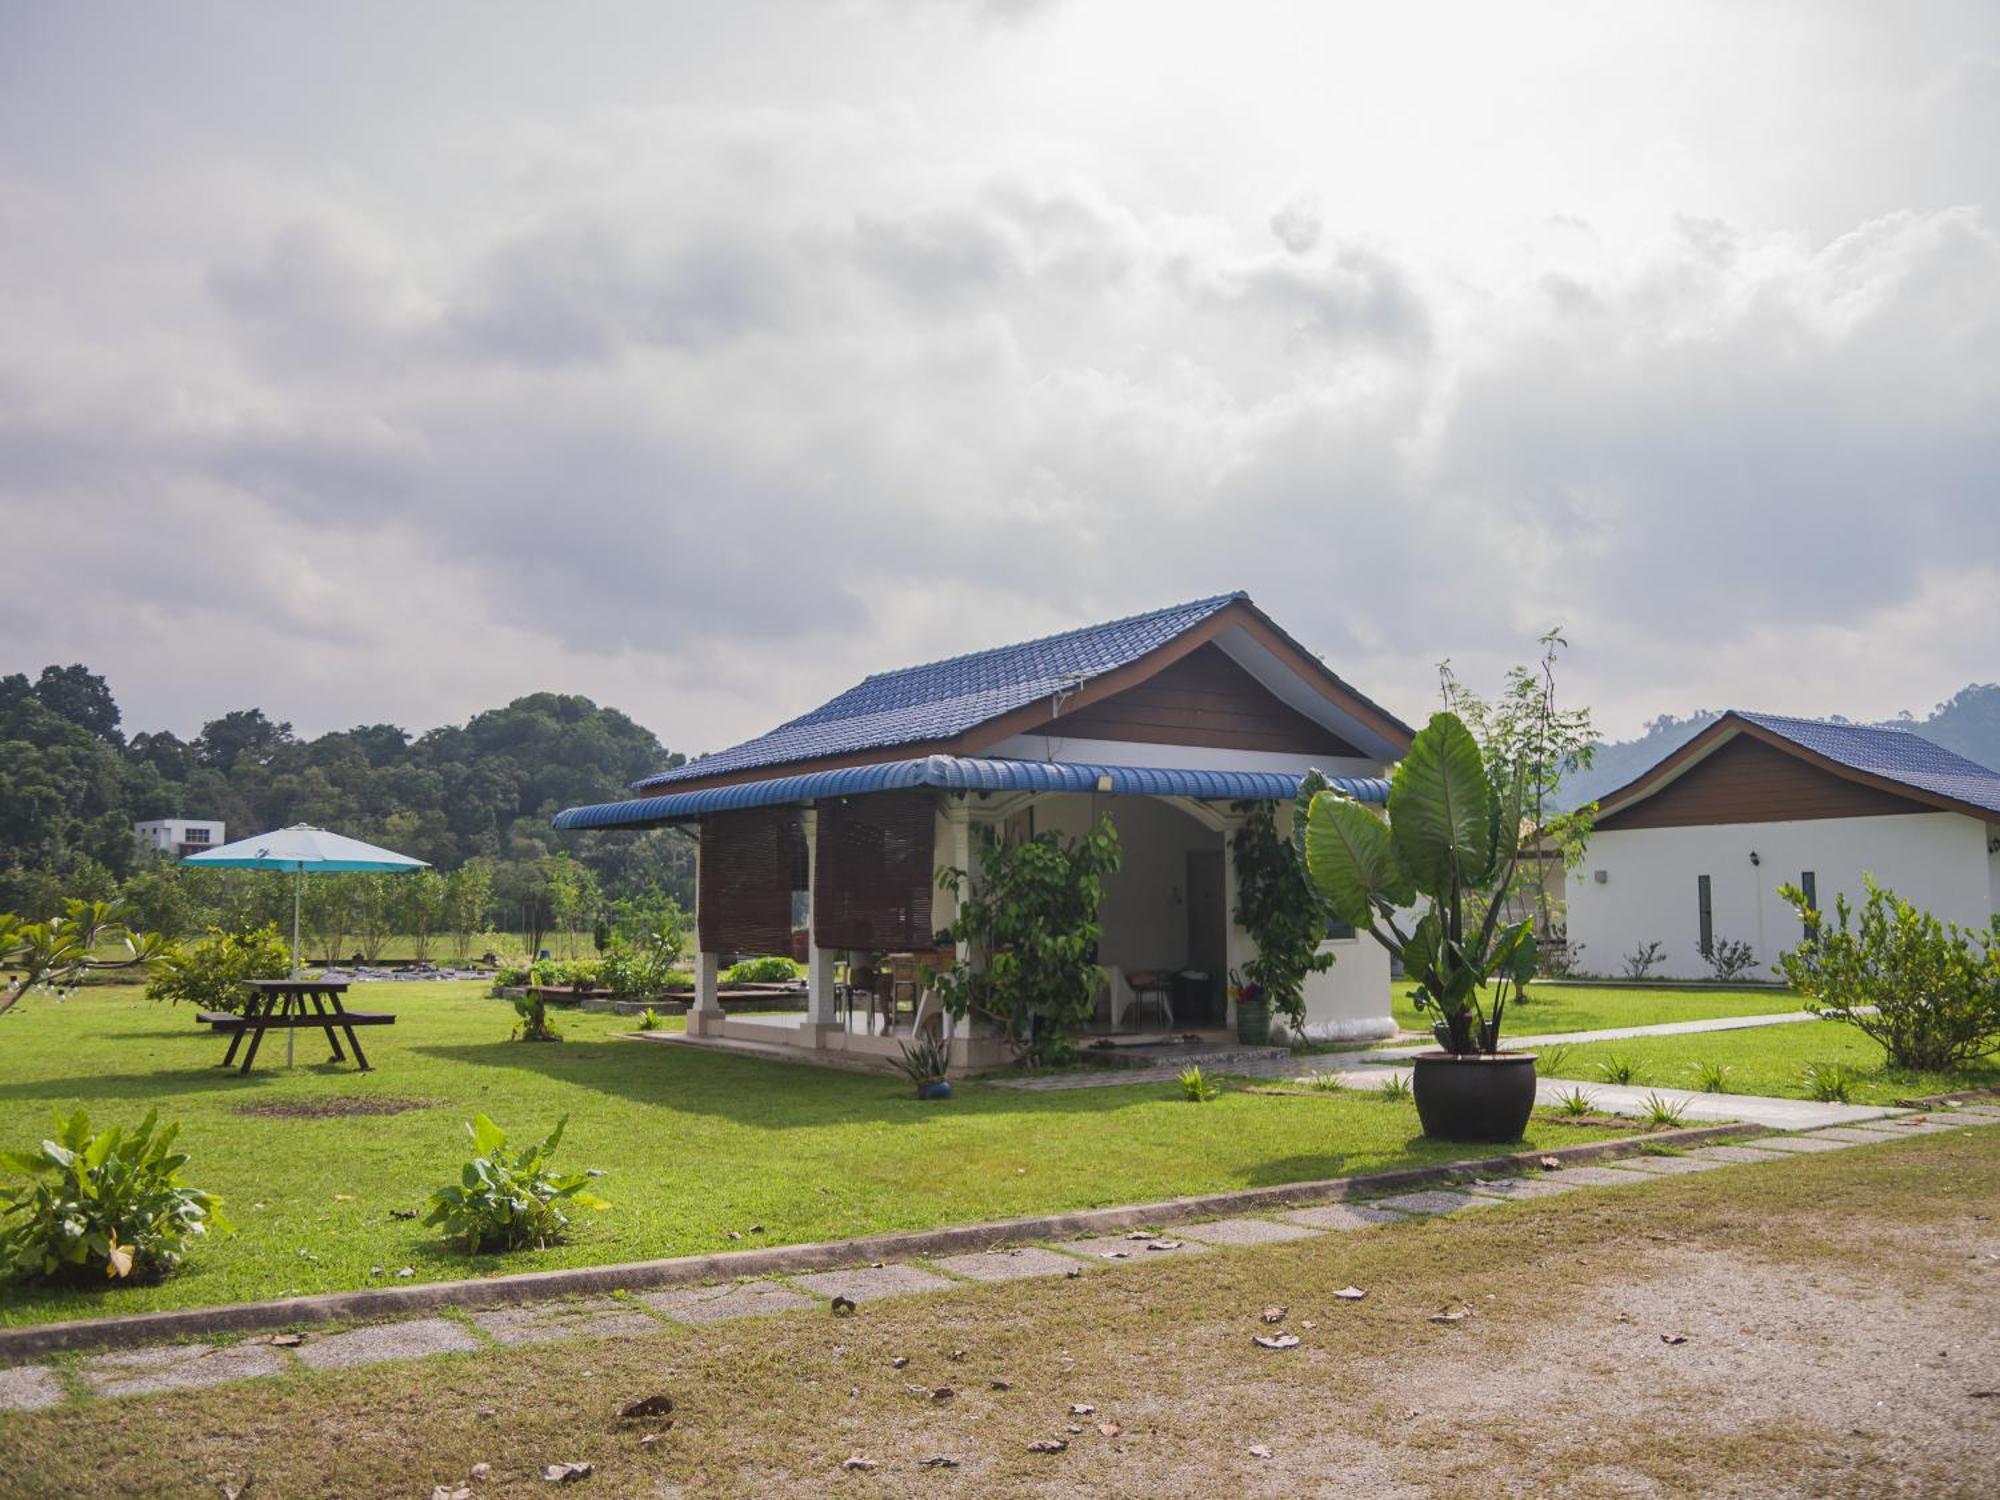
[[1735, 711, 2000, 817], [557, 754, 1389, 829], [634, 593, 1247, 790]]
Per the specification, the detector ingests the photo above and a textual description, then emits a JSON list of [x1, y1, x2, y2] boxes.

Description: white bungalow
[[554, 593, 1415, 1070]]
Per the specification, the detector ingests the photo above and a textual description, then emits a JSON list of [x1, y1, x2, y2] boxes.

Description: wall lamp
[[1749, 851, 1761, 866]]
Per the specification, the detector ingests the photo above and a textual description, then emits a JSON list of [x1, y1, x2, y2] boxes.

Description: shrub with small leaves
[[1301, 1071, 1345, 1092], [1554, 1086, 1595, 1117], [723, 955, 802, 985], [635, 1007, 662, 1032], [1621, 940, 1667, 980], [1802, 1059, 1858, 1103], [1598, 1054, 1645, 1086], [424, 1115, 608, 1253], [1374, 1071, 1413, 1103], [1689, 1059, 1732, 1094], [1702, 936, 1759, 984], [145, 924, 291, 1015], [1638, 1092, 1689, 1127], [1178, 1065, 1219, 1103], [0, 1109, 229, 1284]]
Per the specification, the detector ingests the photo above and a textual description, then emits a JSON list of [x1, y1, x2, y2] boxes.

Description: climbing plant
[[1231, 772, 1336, 1030], [931, 815, 1121, 1067]]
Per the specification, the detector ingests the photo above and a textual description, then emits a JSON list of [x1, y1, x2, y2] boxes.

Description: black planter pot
[[1409, 1051, 1539, 1142]]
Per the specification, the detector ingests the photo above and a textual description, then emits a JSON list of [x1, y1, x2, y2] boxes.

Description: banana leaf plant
[[1304, 711, 1535, 1055]]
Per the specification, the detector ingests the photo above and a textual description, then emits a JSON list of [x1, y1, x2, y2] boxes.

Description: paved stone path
[[3, 1104, 1994, 1414]]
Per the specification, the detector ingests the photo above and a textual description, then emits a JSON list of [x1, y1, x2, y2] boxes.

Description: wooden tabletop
[[242, 978, 351, 994]]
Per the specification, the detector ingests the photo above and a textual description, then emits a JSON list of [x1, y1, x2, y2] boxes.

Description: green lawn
[[0, 982, 1630, 1327], [1389, 982, 1803, 1040], [1547, 1018, 2000, 1104]]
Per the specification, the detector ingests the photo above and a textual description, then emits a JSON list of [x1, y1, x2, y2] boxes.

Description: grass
[[1550, 1018, 2000, 1104], [4, 1129, 1991, 1498], [0, 982, 1632, 1327], [1388, 982, 1800, 1039]]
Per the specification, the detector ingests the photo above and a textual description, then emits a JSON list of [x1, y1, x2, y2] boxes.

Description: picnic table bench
[[205, 978, 395, 1075]]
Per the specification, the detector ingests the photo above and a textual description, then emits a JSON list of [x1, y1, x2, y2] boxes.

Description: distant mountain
[[1555, 682, 2000, 809]]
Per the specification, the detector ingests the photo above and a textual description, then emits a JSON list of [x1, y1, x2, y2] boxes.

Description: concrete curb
[[0, 1122, 1759, 1363]]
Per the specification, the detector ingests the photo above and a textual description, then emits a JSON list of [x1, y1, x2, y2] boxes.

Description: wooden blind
[[813, 791, 936, 952], [697, 807, 803, 955]]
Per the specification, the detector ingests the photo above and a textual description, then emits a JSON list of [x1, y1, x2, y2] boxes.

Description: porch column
[[801, 807, 841, 1047], [689, 950, 722, 1037], [942, 799, 976, 1051], [1220, 816, 1254, 1031]]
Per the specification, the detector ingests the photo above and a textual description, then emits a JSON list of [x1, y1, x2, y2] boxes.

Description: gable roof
[[634, 593, 1412, 792], [1596, 709, 2000, 824]]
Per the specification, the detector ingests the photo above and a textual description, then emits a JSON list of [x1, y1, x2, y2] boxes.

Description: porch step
[[1088, 1042, 1294, 1072], [621, 1029, 899, 1076]]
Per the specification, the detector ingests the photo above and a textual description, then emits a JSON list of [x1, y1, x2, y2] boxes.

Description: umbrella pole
[[289, 868, 303, 1068]]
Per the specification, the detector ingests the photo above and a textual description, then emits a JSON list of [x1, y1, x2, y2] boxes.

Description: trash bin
[[1173, 969, 1216, 1025]]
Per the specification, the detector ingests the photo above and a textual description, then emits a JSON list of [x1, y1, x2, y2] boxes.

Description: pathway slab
[[790, 1264, 955, 1305], [1871, 1117, 1983, 1135], [1612, 1154, 1731, 1176], [81, 1341, 290, 1397], [1533, 1165, 1654, 1187], [1367, 1189, 1499, 1215], [0, 1363, 63, 1412], [471, 1297, 659, 1346], [1945, 1105, 2000, 1121], [1180, 1216, 1322, 1247], [642, 1280, 816, 1325], [1685, 1144, 1792, 1164], [1460, 1175, 1582, 1200], [1808, 1127, 1912, 1144], [1276, 1202, 1411, 1230], [1749, 1133, 1856, 1153], [929, 1247, 1084, 1283], [295, 1316, 478, 1371], [1055, 1233, 1211, 1263]]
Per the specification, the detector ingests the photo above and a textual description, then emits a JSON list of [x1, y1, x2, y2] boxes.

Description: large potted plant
[[1305, 712, 1538, 1141]]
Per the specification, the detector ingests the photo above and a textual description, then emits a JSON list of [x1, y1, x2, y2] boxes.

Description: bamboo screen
[[812, 791, 936, 951], [697, 807, 804, 954]]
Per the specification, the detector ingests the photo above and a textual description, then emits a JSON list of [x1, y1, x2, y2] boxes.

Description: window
[[1697, 874, 1713, 957], [1800, 871, 1817, 943], [183, 828, 212, 845]]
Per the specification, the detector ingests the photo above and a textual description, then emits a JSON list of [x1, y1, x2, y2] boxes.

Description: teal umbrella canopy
[[181, 825, 428, 874]]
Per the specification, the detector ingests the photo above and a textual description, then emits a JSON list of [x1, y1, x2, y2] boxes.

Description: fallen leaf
[[333, 1193, 354, 1202], [831, 1296, 857, 1317], [1253, 1333, 1301, 1350], [369, 1266, 384, 1276], [1026, 1439, 1069, 1454], [1147, 1239, 1183, 1251], [947, 1349, 967, 1362], [1097, 1422, 1122, 1438], [638, 1434, 664, 1447], [1065, 1424, 1084, 1435], [918, 1456, 960, 1469], [891, 1355, 910, 1369], [1260, 1306, 1288, 1324], [1429, 1309, 1469, 1325], [389, 1207, 418, 1220], [989, 1379, 1012, 1391], [1065, 1267, 1082, 1279], [396, 1267, 415, 1279], [725, 1230, 742, 1241], [1300, 1320, 1317, 1330], [540, 1462, 593, 1484], [471, 1463, 491, 1480], [1660, 1333, 1688, 1346], [269, 1332, 303, 1347], [620, 1394, 674, 1420], [1539, 1156, 1561, 1170], [1069, 1403, 1096, 1415], [841, 1456, 879, 1472], [1249, 1444, 1273, 1459], [749, 1224, 765, 1233], [930, 1386, 955, 1403], [1124, 1230, 1153, 1241], [475, 1407, 497, 1419], [431, 1487, 471, 1500], [905, 1384, 931, 1398], [1334, 1286, 1367, 1301], [1969, 1390, 2000, 1399], [1100, 1250, 1130, 1260]]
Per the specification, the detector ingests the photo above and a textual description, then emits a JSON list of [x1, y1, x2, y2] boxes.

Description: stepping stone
[[1366, 1190, 1498, 1216], [1686, 1144, 1791, 1164], [1179, 1216, 1323, 1246], [790, 1264, 955, 1305], [1612, 1154, 1730, 1175], [80, 1341, 290, 1397], [471, 1297, 659, 1346], [929, 1247, 1084, 1283], [1461, 1176, 1579, 1200], [1054, 1233, 1211, 1263], [295, 1317, 479, 1371], [1277, 1202, 1411, 1230], [1872, 1117, 1977, 1135], [1749, 1133, 1856, 1152], [642, 1280, 816, 1325], [1941, 1105, 2000, 1121], [1532, 1165, 1653, 1187], [1808, 1127, 1907, 1144], [0, 1364, 63, 1412]]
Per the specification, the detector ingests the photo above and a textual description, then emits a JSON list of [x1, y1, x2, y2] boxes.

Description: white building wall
[[1565, 811, 1995, 982]]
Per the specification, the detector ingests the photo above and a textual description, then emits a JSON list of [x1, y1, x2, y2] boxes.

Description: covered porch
[[556, 755, 1396, 1073]]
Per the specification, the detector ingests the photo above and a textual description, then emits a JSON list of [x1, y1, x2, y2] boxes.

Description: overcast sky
[[3, 1, 1995, 755]]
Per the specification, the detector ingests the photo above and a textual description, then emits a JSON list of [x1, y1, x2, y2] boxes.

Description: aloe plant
[[1304, 711, 1535, 1056]]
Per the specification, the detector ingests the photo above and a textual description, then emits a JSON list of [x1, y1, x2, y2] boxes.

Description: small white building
[[1565, 711, 2000, 982], [134, 818, 226, 859]]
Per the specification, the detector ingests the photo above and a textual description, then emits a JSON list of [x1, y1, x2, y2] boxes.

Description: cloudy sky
[[3, 1, 1995, 755]]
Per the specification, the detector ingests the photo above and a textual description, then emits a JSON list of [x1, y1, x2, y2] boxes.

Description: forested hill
[[1558, 682, 2000, 809], [0, 665, 689, 911]]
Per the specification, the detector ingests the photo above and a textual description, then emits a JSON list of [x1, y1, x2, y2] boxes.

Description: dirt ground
[[2, 1131, 1996, 1499]]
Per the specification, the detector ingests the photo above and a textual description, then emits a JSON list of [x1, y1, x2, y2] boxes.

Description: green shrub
[[493, 960, 533, 987], [423, 1115, 609, 1253], [0, 1109, 229, 1284], [1177, 1065, 1218, 1103], [600, 923, 687, 1001], [1553, 1086, 1595, 1117], [1534, 1042, 1574, 1077], [144, 925, 292, 1014], [1638, 1092, 1689, 1127], [1779, 877, 2000, 1071], [1689, 1059, 1732, 1094], [893, 1036, 951, 1087], [1598, 1054, 1645, 1086], [1373, 1071, 1412, 1102], [530, 957, 603, 990], [1802, 1059, 1858, 1103], [511, 992, 562, 1043], [723, 955, 802, 985], [635, 1007, 663, 1032]]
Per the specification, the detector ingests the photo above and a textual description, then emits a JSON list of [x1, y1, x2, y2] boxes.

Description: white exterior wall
[[1565, 811, 1996, 982], [133, 818, 226, 855]]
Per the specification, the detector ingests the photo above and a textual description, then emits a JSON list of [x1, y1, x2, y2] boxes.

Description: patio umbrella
[[181, 825, 428, 1064]]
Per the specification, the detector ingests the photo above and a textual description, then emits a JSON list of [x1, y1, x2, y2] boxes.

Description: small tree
[[1230, 772, 1336, 1035], [1702, 935, 1758, 984], [1778, 877, 2000, 1071], [1622, 940, 1667, 980], [351, 874, 397, 963], [399, 869, 448, 963], [932, 816, 1121, 1067], [2, 901, 168, 1018], [445, 859, 494, 962]]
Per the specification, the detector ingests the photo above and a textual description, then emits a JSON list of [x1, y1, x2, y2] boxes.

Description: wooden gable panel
[[1597, 733, 1931, 830], [1041, 642, 1364, 756]]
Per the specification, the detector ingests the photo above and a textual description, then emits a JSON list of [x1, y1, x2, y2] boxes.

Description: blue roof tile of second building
[[1736, 710, 2000, 817], [635, 593, 1246, 790]]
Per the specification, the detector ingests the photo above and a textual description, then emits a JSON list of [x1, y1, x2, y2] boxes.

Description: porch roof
[[551, 754, 1389, 830]]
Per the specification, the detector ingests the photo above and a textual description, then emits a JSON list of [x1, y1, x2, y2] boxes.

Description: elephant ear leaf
[[1306, 792, 1414, 926], [1389, 712, 1495, 893]]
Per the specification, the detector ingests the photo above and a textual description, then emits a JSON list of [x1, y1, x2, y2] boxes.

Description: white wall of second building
[[1564, 811, 1995, 982], [1033, 794, 1217, 976]]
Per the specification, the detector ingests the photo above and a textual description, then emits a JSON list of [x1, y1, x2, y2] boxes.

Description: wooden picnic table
[[201, 978, 394, 1075]]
